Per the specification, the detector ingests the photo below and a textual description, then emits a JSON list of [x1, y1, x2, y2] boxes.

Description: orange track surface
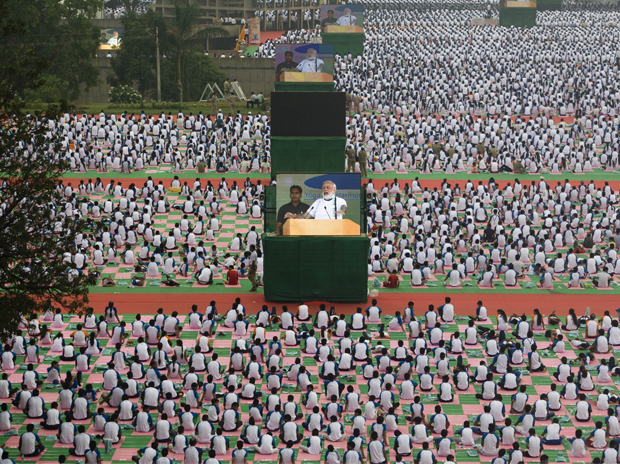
[[86, 292, 617, 316]]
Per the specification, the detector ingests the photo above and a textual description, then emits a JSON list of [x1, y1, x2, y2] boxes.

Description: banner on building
[[249, 17, 260, 45]]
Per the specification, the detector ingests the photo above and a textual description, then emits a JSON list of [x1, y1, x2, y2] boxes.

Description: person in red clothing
[[224, 265, 239, 285], [383, 270, 399, 288]]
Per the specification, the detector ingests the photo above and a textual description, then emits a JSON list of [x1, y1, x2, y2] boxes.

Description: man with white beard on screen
[[285, 180, 347, 221]]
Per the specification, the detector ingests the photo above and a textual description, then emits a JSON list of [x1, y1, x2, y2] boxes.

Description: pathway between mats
[[85, 292, 615, 316]]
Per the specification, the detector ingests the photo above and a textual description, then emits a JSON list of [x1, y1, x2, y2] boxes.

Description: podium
[[275, 72, 336, 92], [280, 72, 333, 83], [503, 1, 536, 6], [283, 219, 359, 236], [324, 25, 364, 33]]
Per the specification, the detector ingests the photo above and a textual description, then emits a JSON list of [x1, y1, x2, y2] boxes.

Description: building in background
[[150, 0, 341, 31]]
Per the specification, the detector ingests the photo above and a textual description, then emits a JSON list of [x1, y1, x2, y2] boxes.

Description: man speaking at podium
[[296, 48, 324, 73], [336, 7, 357, 26], [286, 180, 347, 221]]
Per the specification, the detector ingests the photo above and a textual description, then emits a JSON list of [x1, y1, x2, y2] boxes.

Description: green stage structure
[[263, 235, 369, 302], [266, 70, 367, 303], [321, 33, 364, 57], [275, 82, 335, 92], [536, 0, 562, 10], [263, 186, 277, 234], [270, 136, 346, 174], [499, 1, 537, 27]]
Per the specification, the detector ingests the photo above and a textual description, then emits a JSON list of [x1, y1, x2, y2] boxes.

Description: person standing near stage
[[346, 92, 353, 116], [358, 147, 367, 177], [228, 94, 238, 113], [336, 8, 357, 26], [211, 93, 218, 114], [346, 145, 356, 173], [247, 245, 259, 292], [353, 93, 362, 114], [276, 51, 299, 81], [321, 9, 338, 30]]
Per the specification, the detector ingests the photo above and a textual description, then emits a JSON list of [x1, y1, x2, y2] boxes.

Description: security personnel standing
[[211, 93, 218, 115], [346, 145, 356, 172], [358, 147, 368, 177], [228, 93, 238, 113]]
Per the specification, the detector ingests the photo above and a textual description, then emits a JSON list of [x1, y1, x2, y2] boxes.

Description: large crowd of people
[[365, 176, 620, 289], [16, 166, 620, 292], [16, 1, 620, 290], [48, 111, 271, 175], [4, 302, 620, 464], [43, 175, 268, 288], [39, 4, 620, 179], [6, 2, 620, 464]]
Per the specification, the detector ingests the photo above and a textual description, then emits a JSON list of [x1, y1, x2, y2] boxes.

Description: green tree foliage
[[0, 109, 97, 337], [109, 11, 162, 100], [0, 0, 101, 106], [110, 4, 228, 102], [23, 75, 72, 104], [165, 2, 229, 102], [0, 0, 100, 337], [179, 47, 229, 102]]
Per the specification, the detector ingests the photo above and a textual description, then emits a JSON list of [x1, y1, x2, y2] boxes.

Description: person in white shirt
[[524, 429, 542, 458], [196, 267, 213, 285], [574, 394, 592, 422], [367, 431, 388, 464], [593, 270, 611, 288], [0, 404, 13, 431], [25, 390, 45, 419], [108, 31, 121, 46], [104, 413, 122, 444], [250, 431, 278, 455], [608, 320, 620, 345], [587, 422, 608, 449], [288, 181, 347, 221], [456, 421, 475, 446], [568, 430, 586, 457], [19, 423, 45, 457], [296, 48, 324, 73], [336, 8, 357, 25], [541, 418, 562, 445], [137, 443, 159, 464], [477, 424, 500, 456], [440, 298, 455, 322]]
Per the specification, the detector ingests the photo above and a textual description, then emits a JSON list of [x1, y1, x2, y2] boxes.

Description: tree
[[110, 8, 227, 102], [178, 47, 227, 102], [165, 2, 228, 102], [0, 0, 100, 337], [0, 109, 97, 338], [109, 11, 162, 99], [0, 0, 101, 106]]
